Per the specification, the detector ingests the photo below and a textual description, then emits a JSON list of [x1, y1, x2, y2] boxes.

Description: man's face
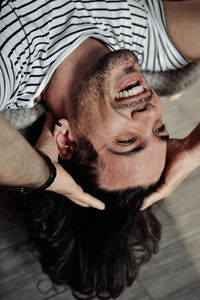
[[69, 50, 168, 190]]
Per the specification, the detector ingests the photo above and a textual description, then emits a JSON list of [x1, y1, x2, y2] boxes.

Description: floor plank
[[155, 173, 200, 250], [161, 96, 199, 139], [0, 222, 151, 300], [176, 80, 200, 123], [0, 242, 68, 300], [44, 280, 152, 300], [138, 233, 200, 300]]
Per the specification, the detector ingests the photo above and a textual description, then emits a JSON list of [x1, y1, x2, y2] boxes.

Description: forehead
[[96, 141, 167, 190]]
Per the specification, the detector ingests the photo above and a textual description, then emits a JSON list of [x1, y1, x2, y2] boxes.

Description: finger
[[75, 195, 105, 210], [43, 111, 55, 132], [84, 195, 105, 210], [140, 188, 167, 211], [68, 192, 105, 210], [48, 164, 106, 210], [140, 194, 159, 210], [36, 112, 54, 143], [35, 111, 58, 155], [62, 175, 105, 210], [72, 200, 90, 208]]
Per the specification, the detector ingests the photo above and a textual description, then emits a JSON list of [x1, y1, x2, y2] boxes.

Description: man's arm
[[163, 0, 200, 61], [141, 123, 200, 210], [0, 112, 50, 188], [0, 112, 105, 210]]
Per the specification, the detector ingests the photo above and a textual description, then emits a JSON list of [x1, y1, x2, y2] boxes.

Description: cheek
[[76, 104, 99, 136], [155, 93, 163, 113], [86, 116, 123, 151], [147, 142, 167, 181]]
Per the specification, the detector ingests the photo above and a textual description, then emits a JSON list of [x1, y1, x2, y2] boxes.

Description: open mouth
[[115, 80, 144, 100], [114, 73, 146, 101]]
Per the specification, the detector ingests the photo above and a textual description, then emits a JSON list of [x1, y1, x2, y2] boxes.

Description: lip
[[115, 73, 143, 95], [113, 72, 153, 111]]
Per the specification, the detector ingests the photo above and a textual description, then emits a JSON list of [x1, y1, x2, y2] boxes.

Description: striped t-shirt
[[0, 0, 189, 110]]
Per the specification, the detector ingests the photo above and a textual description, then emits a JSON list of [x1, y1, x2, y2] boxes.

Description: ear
[[53, 119, 75, 160]]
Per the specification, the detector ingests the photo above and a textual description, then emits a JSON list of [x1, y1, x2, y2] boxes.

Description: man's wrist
[[20, 150, 57, 194]]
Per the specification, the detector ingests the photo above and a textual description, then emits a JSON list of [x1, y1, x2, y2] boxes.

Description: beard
[[69, 49, 139, 133]]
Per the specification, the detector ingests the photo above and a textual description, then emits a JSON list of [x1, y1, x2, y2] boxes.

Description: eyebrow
[[108, 135, 169, 157], [109, 144, 145, 156]]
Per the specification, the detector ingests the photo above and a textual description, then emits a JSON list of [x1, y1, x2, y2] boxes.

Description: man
[[0, 0, 200, 209]]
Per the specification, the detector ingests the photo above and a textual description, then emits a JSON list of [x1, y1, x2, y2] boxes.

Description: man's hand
[[35, 111, 105, 210], [141, 138, 199, 210]]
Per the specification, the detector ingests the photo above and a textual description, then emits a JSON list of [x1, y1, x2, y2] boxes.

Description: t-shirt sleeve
[[0, 52, 17, 111]]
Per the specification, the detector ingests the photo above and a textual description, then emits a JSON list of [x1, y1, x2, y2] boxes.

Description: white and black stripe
[[142, 0, 190, 71], [0, 0, 189, 110]]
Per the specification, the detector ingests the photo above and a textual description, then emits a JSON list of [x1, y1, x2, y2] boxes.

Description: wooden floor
[[0, 81, 200, 300]]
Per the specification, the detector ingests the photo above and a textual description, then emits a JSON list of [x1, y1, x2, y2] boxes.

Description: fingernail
[[55, 120, 62, 127], [97, 203, 105, 210]]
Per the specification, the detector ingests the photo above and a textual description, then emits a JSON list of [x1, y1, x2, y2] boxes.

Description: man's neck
[[43, 38, 109, 119]]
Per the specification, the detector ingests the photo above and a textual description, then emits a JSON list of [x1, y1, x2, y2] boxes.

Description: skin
[[2, 0, 200, 210], [39, 0, 200, 206], [43, 46, 169, 191], [69, 51, 169, 190], [162, 0, 200, 62]]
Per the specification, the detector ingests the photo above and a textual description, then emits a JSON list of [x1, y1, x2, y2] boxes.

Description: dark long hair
[[5, 152, 161, 300]]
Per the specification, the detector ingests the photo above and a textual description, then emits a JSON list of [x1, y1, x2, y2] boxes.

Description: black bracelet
[[20, 150, 57, 195]]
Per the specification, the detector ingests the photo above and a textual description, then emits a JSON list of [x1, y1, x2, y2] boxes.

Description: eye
[[153, 124, 165, 133], [117, 136, 138, 145]]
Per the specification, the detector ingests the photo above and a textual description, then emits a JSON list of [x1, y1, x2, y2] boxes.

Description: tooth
[[115, 85, 144, 99], [138, 86, 144, 93], [133, 89, 137, 95], [128, 89, 134, 96], [132, 86, 144, 95], [123, 90, 128, 97], [127, 81, 137, 87]]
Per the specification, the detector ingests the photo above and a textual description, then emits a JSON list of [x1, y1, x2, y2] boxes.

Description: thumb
[[35, 111, 59, 161], [43, 111, 54, 132], [140, 184, 167, 210]]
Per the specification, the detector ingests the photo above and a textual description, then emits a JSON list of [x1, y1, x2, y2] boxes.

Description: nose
[[126, 104, 160, 138], [131, 104, 158, 124]]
